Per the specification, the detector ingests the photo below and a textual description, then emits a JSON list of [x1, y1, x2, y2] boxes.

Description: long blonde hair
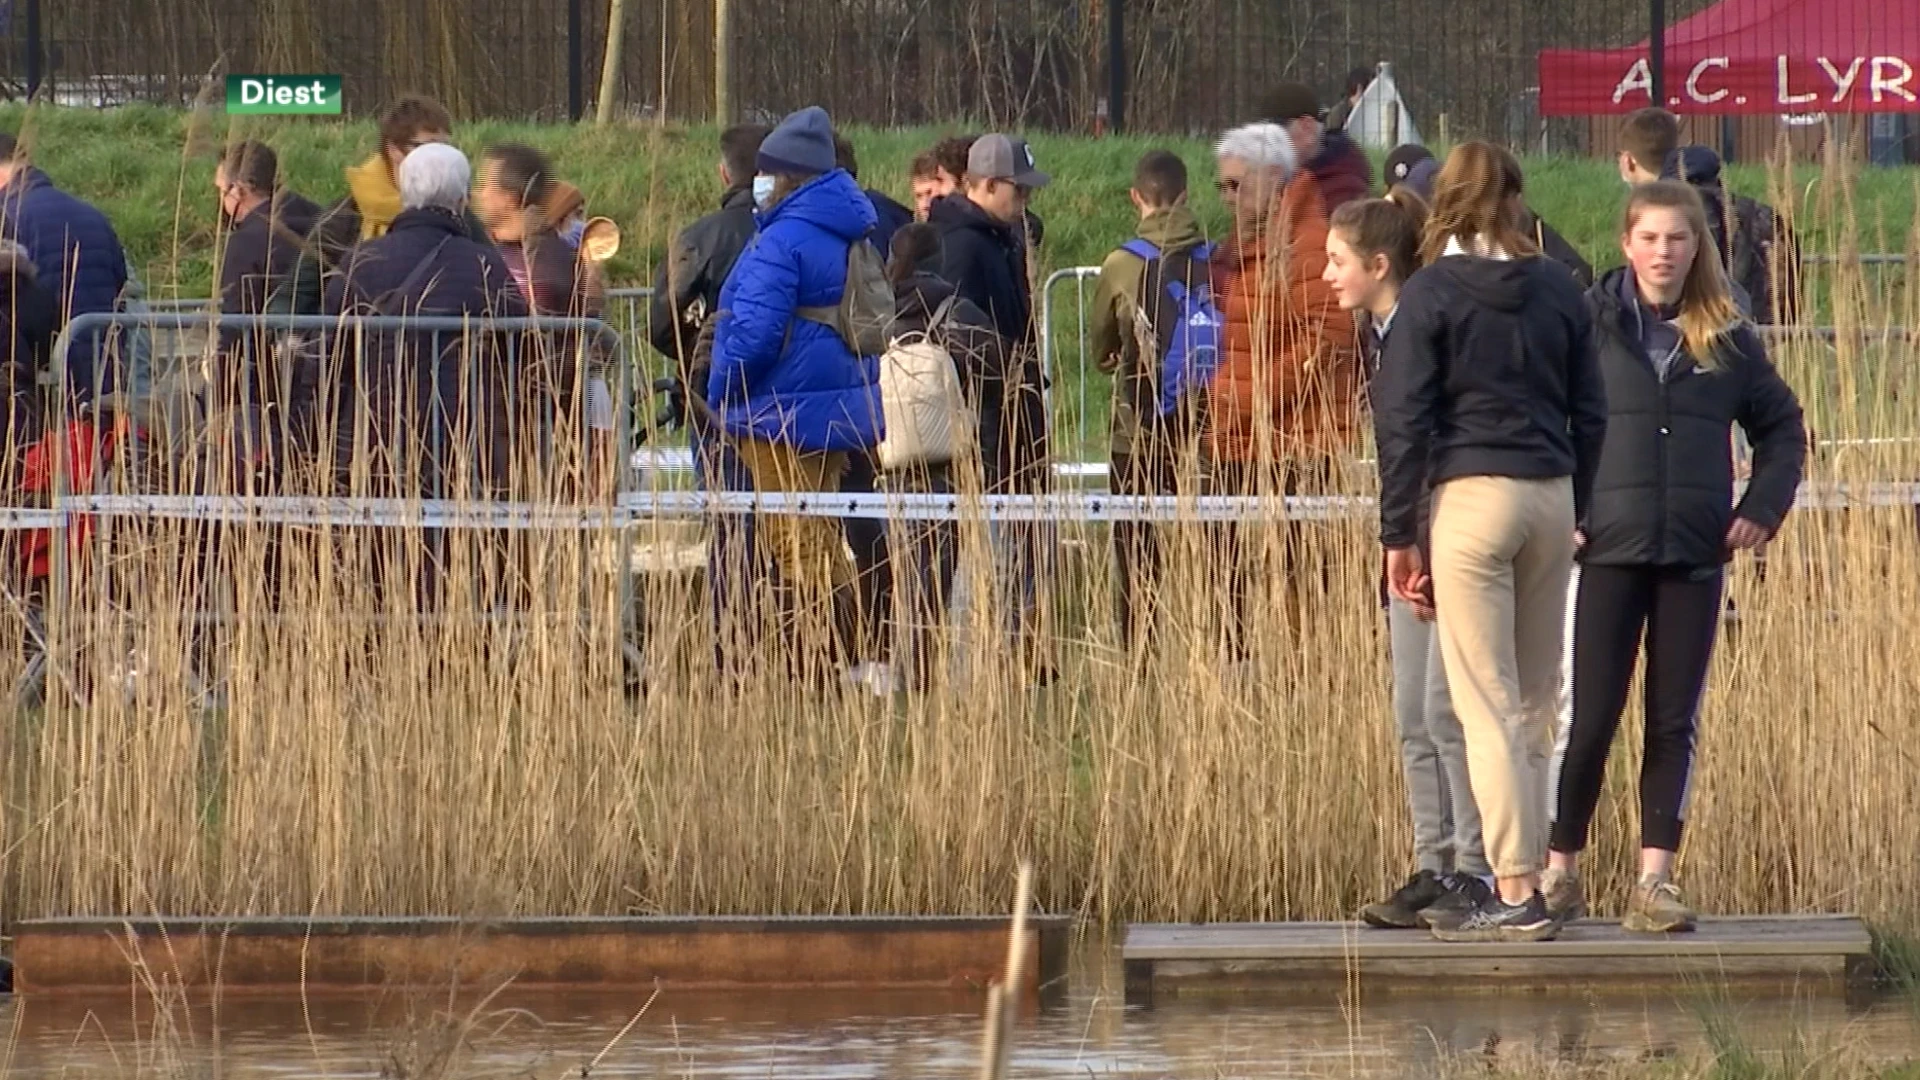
[[1623, 181, 1742, 369], [1420, 141, 1539, 265]]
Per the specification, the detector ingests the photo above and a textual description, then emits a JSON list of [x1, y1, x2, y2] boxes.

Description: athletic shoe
[[1623, 876, 1698, 934], [1541, 866, 1588, 923], [1359, 870, 1449, 929], [1431, 890, 1560, 942], [1417, 872, 1494, 931]]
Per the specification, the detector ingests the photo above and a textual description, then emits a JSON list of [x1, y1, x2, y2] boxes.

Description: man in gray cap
[[926, 132, 1055, 682]]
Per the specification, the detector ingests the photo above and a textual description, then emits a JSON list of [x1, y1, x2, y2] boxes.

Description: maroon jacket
[[1306, 130, 1374, 216]]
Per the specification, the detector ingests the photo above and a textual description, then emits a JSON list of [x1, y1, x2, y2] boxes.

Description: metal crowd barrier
[[24, 311, 642, 676]]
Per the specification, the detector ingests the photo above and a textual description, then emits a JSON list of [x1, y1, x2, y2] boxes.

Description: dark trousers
[[1550, 562, 1724, 854], [889, 464, 958, 689], [1111, 450, 1177, 648], [691, 414, 761, 672], [1205, 457, 1332, 659], [840, 449, 892, 662]]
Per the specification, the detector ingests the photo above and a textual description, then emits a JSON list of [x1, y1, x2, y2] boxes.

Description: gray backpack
[[797, 238, 894, 357]]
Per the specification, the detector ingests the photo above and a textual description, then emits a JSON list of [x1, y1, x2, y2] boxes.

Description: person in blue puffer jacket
[[707, 105, 882, 681]]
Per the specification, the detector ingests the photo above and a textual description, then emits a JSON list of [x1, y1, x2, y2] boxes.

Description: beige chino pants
[[1428, 475, 1576, 879]]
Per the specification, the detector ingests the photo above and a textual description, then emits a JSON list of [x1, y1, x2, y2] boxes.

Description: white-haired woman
[[1206, 122, 1361, 657], [325, 142, 529, 498]]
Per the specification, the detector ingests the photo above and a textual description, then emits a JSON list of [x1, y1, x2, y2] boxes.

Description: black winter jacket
[[322, 208, 530, 495], [1579, 268, 1805, 568], [647, 185, 758, 381], [928, 194, 1050, 492], [269, 194, 489, 317], [1374, 252, 1608, 549]]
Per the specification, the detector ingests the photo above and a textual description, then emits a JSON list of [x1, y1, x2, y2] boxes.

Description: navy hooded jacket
[[1, 168, 129, 396], [707, 169, 882, 453]]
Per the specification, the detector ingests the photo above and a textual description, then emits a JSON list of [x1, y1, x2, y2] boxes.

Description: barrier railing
[[72, 265, 1920, 488], [29, 312, 641, 678]]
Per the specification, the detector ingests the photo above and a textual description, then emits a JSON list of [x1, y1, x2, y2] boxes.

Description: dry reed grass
[[0, 128, 1915, 945]]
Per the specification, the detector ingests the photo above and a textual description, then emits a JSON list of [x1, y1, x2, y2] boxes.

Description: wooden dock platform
[[1123, 916, 1876, 1004], [8, 915, 1071, 997]]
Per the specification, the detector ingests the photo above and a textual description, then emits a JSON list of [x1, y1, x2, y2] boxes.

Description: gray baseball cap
[[967, 133, 1050, 188]]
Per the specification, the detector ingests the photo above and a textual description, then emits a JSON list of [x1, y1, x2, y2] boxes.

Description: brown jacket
[[1206, 170, 1361, 465]]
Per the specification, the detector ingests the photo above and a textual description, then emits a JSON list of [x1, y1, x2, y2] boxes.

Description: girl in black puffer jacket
[[1544, 181, 1805, 935]]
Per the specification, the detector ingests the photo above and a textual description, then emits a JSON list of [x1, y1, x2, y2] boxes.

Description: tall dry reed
[[0, 139, 1916, 936]]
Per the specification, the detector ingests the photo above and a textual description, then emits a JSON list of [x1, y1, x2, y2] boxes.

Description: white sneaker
[[845, 661, 896, 698]]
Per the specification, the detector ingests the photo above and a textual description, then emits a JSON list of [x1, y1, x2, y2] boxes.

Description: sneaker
[[1416, 872, 1494, 931], [842, 662, 897, 698], [1431, 890, 1560, 943], [1359, 870, 1449, 929], [1541, 867, 1588, 923], [1623, 876, 1698, 934]]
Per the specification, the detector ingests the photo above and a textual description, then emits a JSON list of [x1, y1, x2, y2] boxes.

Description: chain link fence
[[4, 0, 1747, 145]]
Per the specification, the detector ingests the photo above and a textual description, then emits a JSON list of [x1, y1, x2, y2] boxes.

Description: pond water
[[1, 942, 1913, 1078]]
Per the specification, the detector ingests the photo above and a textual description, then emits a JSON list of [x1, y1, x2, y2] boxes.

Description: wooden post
[[976, 863, 1033, 1080], [715, 0, 733, 125], [595, 0, 629, 126]]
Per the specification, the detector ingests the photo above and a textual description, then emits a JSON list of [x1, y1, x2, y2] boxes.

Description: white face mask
[[752, 174, 777, 209]]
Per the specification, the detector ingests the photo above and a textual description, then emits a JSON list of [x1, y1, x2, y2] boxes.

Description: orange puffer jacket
[[1206, 171, 1362, 465]]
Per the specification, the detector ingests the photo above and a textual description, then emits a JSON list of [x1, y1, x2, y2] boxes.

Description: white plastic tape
[[0, 481, 1914, 532]]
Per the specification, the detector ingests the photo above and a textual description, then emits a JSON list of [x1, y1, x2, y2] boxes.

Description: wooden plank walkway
[[1123, 916, 1876, 1004], [9, 915, 1071, 997]]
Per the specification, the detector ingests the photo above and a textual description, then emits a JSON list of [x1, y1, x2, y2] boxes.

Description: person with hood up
[[1207, 122, 1361, 658], [1390, 144, 1593, 287], [272, 95, 490, 315], [707, 105, 883, 684], [0, 131, 130, 401], [1374, 141, 1607, 943], [1542, 181, 1804, 934], [1257, 83, 1374, 214]]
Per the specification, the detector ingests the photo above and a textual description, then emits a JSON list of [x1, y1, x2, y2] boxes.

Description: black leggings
[[1550, 562, 1724, 854]]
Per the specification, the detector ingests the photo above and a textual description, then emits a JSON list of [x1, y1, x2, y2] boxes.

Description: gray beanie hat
[[756, 106, 837, 176]]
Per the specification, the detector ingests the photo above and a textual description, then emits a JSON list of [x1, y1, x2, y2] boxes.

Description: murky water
[[1, 943, 1913, 1078]]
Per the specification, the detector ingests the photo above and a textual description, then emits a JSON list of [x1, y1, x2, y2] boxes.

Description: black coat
[[323, 208, 530, 495], [220, 191, 324, 317], [893, 267, 1034, 491], [1375, 253, 1608, 550], [866, 188, 913, 263], [1579, 269, 1805, 569], [269, 193, 489, 317], [0, 247, 56, 466], [928, 195, 1050, 492], [647, 185, 758, 382]]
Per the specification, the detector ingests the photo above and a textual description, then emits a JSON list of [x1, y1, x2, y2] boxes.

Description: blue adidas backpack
[[1120, 239, 1223, 418]]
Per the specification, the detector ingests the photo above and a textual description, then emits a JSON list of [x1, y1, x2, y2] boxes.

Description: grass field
[[4, 105, 1916, 300]]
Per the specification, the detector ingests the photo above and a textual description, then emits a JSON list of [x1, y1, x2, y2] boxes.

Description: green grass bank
[[5, 105, 1915, 298]]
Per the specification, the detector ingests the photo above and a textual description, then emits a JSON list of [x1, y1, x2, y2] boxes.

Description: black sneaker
[[1431, 890, 1560, 943], [1416, 872, 1494, 931], [1359, 870, 1448, 929]]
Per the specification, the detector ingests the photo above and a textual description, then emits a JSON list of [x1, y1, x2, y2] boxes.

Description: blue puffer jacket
[[707, 169, 881, 453], [1, 168, 129, 395]]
